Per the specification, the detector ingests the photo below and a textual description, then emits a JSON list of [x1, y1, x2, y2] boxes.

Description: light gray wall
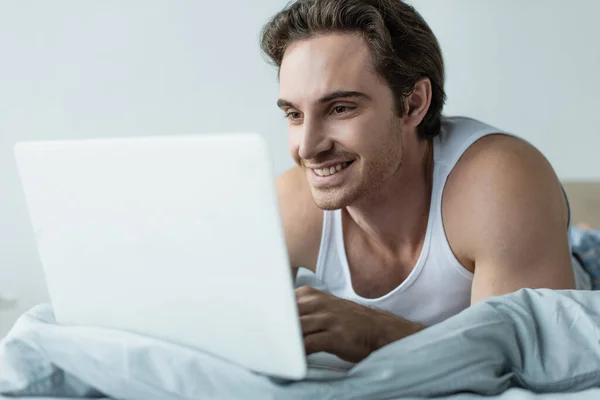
[[408, 0, 600, 179], [0, 0, 291, 335]]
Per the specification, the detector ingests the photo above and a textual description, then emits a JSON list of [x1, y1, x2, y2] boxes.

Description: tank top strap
[[315, 209, 335, 283]]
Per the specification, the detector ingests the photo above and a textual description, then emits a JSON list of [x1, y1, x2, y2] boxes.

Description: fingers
[[295, 285, 320, 298], [300, 313, 332, 335], [295, 287, 339, 355], [295, 286, 325, 315], [303, 331, 335, 355]]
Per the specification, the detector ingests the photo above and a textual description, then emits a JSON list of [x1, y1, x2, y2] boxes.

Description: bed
[[563, 181, 600, 229], [4, 389, 600, 400], [2, 287, 600, 400]]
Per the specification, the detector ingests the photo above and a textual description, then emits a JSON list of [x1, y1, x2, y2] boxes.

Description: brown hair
[[260, 0, 446, 139]]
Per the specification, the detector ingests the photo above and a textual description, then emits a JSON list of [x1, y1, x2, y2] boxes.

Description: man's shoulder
[[276, 166, 323, 271], [442, 133, 568, 267], [447, 134, 559, 191]]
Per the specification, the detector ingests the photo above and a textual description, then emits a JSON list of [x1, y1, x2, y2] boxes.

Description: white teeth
[[313, 162, 351, 177]]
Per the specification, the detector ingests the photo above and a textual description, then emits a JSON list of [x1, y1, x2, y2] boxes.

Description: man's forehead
[[278, 33, 378, 104]]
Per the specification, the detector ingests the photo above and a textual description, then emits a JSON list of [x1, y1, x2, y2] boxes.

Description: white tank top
[[314, 116, 590, 327]]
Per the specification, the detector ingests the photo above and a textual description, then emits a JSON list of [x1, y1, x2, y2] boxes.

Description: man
[[260, 0, 586, 364]]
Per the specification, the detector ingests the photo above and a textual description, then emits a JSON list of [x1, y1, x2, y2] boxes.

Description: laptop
[[13, 133, 353, 380]]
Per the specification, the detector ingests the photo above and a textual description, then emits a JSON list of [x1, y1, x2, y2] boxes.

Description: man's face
[[278, 33, 405, 210]]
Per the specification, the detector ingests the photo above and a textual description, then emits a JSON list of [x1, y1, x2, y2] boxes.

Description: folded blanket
[[1, 288, 600, 399]]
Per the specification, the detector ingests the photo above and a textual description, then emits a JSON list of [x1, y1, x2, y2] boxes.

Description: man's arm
[[443, 134, 575, 304], [275, 167, 323, 279]]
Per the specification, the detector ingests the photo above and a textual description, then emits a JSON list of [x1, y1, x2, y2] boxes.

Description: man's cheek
[[288, 143, 302, 166]]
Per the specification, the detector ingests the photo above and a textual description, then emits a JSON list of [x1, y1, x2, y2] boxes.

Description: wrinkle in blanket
[[1, 289, 600, 399]]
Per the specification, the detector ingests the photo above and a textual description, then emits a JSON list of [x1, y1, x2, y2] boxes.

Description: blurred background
[[1, 0, 599, 335]]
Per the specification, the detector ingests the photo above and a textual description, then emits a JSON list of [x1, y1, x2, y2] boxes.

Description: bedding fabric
[[570, 226, 600, 289], [1, 288, 600, 400], [3, 388, 600, 400]]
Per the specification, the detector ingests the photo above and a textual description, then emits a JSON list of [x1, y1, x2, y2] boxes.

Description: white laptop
[[13, 133, 353, 380]]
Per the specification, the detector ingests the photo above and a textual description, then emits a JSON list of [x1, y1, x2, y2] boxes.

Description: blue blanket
[[570, 227, 600, 289], [2, 288, 600, 399]]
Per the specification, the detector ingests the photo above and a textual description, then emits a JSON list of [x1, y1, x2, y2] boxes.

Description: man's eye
[[332, 105, 354, 114], [286, 111, 302, 120]]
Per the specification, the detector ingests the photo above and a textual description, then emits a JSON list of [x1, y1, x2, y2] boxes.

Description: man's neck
[[345, 140, 433, 257]]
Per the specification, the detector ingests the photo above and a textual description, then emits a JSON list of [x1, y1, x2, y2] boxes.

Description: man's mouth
[[312, 161, 354, 177]]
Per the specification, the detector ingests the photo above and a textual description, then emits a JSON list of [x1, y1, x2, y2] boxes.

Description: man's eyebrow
[[276, 90, 370, 109], [276, 99, 295, 108], [318, 90, 370, 104]]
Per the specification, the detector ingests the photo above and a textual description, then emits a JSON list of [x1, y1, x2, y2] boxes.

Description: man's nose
[[298, 119, 332, 161]]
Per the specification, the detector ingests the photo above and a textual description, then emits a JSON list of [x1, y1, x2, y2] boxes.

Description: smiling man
[[260, 0, 590, 364]]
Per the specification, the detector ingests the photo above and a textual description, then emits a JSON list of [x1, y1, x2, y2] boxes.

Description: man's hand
[[296, 286, 424, 363]]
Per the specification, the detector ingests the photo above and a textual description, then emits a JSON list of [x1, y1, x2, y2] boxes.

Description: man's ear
[[403, 78, 432, 126]]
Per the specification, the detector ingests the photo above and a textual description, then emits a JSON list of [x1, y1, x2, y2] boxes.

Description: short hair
[[260, 0, 446, 139]]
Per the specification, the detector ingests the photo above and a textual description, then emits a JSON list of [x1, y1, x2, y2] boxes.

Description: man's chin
[[310, 188, 356, 211], [314, 202, 342, 211]]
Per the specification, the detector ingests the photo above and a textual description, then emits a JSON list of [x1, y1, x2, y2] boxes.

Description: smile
[[312, 161, 353, 177]]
